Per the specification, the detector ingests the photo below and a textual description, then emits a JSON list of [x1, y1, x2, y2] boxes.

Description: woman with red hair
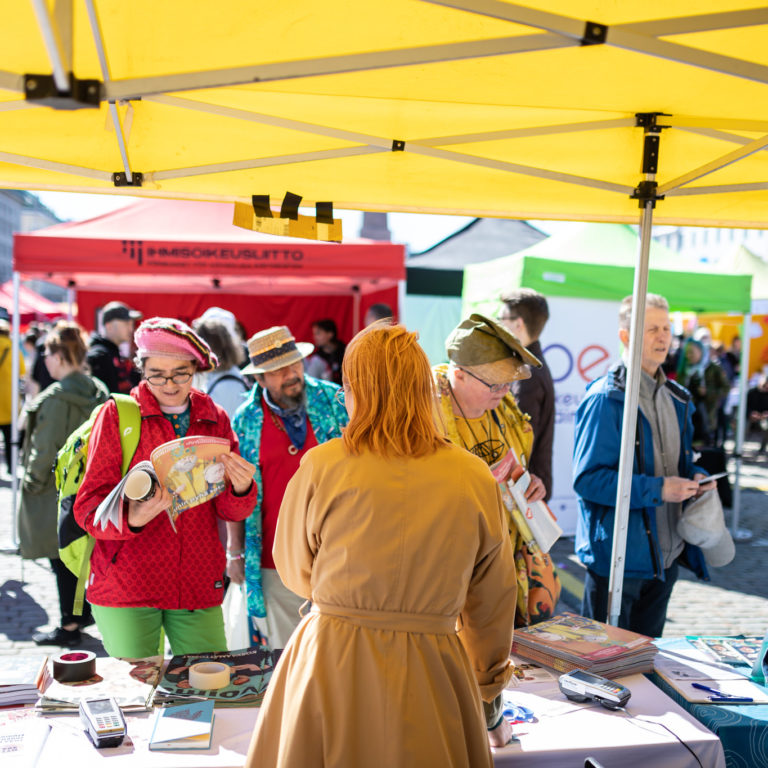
[[247, 323, 516, 767]]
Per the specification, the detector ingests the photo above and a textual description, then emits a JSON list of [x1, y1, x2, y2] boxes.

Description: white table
[[15, 673, 723, 768], [493, 673, 725, 768]]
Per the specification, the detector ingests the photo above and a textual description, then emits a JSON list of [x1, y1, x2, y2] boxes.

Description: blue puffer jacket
[[573, 363, 709, 582]]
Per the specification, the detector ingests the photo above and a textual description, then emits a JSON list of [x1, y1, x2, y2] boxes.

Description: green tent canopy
[[463, 223, 752, 317]]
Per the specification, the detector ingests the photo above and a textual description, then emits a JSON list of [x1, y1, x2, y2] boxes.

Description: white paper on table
[[654, 653, 746, 682]]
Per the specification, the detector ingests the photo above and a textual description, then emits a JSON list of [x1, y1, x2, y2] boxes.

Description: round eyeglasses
[[334, 388, 346, 405], [457, 367, 513, 394], [145, 372, 194, 386]]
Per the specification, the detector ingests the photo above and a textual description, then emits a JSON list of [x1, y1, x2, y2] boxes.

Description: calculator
[[79, 696, 127, 748], [558, 669, 631, 710]]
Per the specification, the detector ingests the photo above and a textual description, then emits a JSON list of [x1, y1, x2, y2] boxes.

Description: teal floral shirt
[[232, 375, 348, 619]]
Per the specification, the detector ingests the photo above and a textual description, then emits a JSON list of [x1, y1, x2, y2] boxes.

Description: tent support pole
[[5, 273, 22, 552], [730, 314, 752, 539], [607, 113, 665, 626], [352, 287, 361, 336], [67, 284, 75, 321], [607, 200, 654, 626]]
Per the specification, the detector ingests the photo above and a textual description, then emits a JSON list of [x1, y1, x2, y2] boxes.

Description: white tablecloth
[[21, 673, 723, 768]]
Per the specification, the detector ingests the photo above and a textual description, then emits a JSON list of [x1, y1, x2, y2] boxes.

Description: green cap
[[446, 313, 542, 369]]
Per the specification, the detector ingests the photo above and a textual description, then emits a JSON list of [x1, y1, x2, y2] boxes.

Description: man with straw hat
[[231, 326, 348, 650]]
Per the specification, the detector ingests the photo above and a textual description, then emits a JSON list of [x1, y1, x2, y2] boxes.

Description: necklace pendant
[[288, 445, 299, 456]]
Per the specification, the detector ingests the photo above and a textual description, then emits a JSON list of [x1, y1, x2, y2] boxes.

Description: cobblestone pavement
[[1, 439, 767, 659]]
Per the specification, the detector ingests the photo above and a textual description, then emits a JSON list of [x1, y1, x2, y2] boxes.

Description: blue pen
[[691, 682, 753, 702]]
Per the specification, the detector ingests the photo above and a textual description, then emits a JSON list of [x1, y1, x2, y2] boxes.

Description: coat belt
[[311, 602, 458, 634]]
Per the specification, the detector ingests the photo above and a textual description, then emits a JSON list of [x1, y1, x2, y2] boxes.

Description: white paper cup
[[124, 469, 157, 501]]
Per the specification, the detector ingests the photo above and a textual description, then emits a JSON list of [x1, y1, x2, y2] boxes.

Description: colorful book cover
[[149, 699, 215, 750], [688, 636, 763, 666], [513, 612, 654, 662], [150, 436, 231, 525], [154, 647, 281, 708]]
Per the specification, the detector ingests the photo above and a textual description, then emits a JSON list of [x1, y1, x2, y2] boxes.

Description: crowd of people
[[0, 289, 746, 764]]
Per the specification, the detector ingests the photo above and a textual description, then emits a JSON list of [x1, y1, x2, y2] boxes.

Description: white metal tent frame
[[0, 3, 765, 205], [4, 1, 763, 622]]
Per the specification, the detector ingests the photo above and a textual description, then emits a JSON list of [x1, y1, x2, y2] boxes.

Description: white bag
[[222, 582, 251, 650]]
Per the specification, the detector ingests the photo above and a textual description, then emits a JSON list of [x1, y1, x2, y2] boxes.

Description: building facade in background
[[0, 191, 60, 294]]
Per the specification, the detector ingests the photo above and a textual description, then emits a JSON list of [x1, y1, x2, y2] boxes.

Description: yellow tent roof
[[2, 1, 768, 226]]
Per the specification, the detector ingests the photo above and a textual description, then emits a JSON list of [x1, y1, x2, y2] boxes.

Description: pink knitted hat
[[134, 317, 218, 372]]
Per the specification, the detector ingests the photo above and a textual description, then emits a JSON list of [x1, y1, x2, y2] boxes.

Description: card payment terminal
[[79, 697, 127, 748], [558, 670, 631, 710]]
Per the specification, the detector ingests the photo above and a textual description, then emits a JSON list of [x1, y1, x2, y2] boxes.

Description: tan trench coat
[[246, 438, 516, 768]]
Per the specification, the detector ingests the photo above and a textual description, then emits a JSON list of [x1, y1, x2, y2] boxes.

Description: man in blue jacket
[[573, 294, 715, 637]]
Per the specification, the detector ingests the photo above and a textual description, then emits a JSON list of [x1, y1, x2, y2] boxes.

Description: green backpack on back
[[55, 393, 142, 616]]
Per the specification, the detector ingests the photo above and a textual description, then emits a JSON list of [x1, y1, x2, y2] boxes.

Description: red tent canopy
[[0, 280, 63, 325], [13, 200, 405, 341]]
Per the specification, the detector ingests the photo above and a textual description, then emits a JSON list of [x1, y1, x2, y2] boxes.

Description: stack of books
[[154, 647, 281, 708], [512, 613, 657, 677], [0, 655, 50, 707]]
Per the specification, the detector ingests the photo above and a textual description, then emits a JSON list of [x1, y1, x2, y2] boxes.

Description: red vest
[[259, 400, 318, 569]]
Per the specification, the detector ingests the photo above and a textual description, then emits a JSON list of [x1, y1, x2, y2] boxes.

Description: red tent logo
[[122, 240, 144, 266]]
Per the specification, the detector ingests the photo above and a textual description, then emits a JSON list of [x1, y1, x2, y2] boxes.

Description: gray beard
[[273, 386, 306, 412]]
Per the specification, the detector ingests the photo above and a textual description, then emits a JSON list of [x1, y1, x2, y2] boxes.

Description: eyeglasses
[[145, 371, 194, 386], [334, 388, 346, 405], [457, 367, 513, 394]]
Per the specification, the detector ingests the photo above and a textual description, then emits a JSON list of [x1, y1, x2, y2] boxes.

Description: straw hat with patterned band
[[446, 312, 542, 385], [242, 326, 314, 375]]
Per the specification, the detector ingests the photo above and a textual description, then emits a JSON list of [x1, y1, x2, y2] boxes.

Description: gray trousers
[[261, 567, 305, 651]]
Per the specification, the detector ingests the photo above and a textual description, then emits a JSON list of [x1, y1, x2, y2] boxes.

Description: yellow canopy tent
[[2, 0, 767, 621], [0, 1, 766, 225]]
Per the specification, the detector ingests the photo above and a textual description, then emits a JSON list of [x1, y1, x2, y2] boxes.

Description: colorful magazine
[[154, 647, 282, 708], [94, 435, 231, 533], [511, 613, 657, 677], [688, 636, 764, 666], [36, 656, 162, 713], [490, 447, 562, 553]]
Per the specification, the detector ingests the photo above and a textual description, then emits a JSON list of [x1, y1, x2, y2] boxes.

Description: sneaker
[[32, 626, 82, 648]]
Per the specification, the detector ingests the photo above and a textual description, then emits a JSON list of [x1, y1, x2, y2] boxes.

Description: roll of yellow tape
[[188, 661, 230, 690]]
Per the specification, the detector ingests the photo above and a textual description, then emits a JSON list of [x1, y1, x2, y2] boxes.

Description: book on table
[[154, 646, 282, 708], [149, 699, 215, 750], [511, 612, 657, 677], [94, 435, 231, 533], [0, 655, 50, 706], [36, 656, 162, 714]]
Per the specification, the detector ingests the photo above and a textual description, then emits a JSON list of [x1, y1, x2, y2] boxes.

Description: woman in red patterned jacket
[[74, 317, 257, 658]]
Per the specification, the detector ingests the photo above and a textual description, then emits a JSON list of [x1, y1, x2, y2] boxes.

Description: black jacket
[[511, 340, 555, 501], [87, 334, 140, 394]]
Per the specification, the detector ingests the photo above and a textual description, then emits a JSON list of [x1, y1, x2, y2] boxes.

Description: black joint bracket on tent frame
[[24, 73, 101, 109], [635, 113, 671, 132], [581, 21, 607, 45], [392, 140, 405, 152], [630, 180, 664, 209], [112, 172, 143, 187]]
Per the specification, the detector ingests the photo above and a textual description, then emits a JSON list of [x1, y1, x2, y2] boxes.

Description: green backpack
[[55, 393, 142, 616]]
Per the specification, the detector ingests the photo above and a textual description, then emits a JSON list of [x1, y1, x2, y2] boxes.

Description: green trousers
[[92, 604, 227, 658]]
